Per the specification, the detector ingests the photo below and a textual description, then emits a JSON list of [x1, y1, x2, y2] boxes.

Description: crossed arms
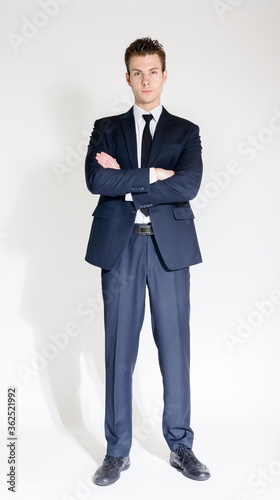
[[85, 120, 203, 207]]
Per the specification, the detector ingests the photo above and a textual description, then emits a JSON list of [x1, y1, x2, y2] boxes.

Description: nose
[[141, 74, 150, 86]]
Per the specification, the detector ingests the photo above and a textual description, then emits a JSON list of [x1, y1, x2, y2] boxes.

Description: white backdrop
[[1, 1, 280, 499]]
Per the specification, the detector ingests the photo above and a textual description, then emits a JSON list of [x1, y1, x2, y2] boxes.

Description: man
[[85, 37, 210, 486]]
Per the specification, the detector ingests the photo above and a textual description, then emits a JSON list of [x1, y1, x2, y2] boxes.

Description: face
[[126, 54, 167, 111]]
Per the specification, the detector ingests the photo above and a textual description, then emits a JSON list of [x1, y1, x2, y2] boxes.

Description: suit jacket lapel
[[120, 107, 138, 169]]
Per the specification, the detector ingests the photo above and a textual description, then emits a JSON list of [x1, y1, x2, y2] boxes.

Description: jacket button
[[131, 210, 136, 215]]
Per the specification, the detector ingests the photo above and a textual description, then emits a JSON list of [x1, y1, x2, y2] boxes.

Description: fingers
[[96, 152, 120, 169], [155, 168, 175, 180], [165, 170, 175, 178]]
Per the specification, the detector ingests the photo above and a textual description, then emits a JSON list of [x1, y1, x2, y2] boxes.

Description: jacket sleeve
[[132, 124, 203, 209], [85, 119, 150, 197]]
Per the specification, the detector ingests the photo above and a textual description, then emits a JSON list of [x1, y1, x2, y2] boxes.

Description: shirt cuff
[[149, 167, 157, 184], [125, 193, 133, 201]]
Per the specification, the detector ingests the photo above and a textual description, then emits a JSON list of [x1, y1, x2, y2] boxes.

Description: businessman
[[85, 37, 210, 486]]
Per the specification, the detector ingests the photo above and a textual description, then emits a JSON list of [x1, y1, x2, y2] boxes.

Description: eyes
[[132, 70, 159, 78]]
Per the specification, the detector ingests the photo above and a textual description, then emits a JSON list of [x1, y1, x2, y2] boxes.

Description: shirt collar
[[133, 103, 163, 123]]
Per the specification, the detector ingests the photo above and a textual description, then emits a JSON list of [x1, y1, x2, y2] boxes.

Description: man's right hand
[[155, 168, 175, 181], [96, 152, 120, 169]]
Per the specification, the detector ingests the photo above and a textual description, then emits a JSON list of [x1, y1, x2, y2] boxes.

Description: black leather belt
[[133, 224, 154, 235]]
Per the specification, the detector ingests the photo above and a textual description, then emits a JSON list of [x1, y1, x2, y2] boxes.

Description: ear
[[162, 70, 168, 84], [125, 72, 131, 87]]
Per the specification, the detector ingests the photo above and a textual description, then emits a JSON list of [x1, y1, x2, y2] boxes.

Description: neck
[[135, 102, 161, 112]]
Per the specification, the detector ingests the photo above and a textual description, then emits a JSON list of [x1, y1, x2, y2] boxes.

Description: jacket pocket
[[172, 206, 194, 220]]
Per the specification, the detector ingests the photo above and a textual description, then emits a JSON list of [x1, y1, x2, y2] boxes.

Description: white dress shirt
[[126, 103, 163, 224]]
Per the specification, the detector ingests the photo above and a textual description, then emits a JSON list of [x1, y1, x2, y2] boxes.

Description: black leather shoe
[[93, 455, 130, 486], [170, 445, 210, 481]]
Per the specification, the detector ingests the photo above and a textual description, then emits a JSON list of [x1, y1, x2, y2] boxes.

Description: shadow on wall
[[7, 83, 106, 461]]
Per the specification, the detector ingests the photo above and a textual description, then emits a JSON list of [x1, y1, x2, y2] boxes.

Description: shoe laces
[[177, 445, 200, 466], [103, 455, 123, 469]]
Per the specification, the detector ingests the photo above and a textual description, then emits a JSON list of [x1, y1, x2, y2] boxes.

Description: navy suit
[[85, 106, 203, 456]]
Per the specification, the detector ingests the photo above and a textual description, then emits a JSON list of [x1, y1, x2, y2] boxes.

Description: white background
[[1, 0, 280, 499]]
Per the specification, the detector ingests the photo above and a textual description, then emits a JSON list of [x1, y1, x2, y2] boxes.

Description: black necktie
[[141, 114, 153, 168], [140, 114, 153, 216]]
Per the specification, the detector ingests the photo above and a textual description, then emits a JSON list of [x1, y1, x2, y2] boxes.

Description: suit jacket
[[85, 106, 202, 270]]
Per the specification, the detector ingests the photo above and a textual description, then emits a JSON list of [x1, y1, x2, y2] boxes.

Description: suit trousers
[[101, 230, 194, 457]]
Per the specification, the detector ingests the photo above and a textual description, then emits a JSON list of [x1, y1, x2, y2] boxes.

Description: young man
[[85, 37, 210, 486]]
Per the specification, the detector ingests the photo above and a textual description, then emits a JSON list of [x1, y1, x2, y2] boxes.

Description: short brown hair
[[124, 37, 166, 74]]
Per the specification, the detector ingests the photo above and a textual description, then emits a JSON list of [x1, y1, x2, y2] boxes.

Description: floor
[[9, 419, 280, 500]]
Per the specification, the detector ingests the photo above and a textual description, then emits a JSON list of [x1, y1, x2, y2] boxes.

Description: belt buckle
[[135, 224, 153, 235]]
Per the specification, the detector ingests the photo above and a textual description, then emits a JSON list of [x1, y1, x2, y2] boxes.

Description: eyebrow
[[131, 67, 160, 72]]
